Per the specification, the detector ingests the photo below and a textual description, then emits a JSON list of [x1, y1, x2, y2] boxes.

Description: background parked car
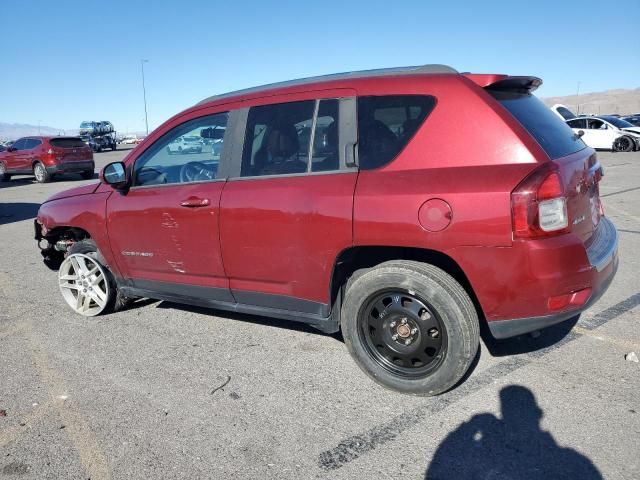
[[0, 136, 94, 183], [166, 135, 203, 154], [551, 104, 639, 152], [120, 135, 138, 144], [622, 115, 640, 127]]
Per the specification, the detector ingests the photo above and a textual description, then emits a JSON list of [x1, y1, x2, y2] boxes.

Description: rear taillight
[[512, 162, 569, 239]]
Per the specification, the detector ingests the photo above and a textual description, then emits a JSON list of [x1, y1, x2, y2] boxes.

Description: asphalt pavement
[[1, 146, 639, 479]]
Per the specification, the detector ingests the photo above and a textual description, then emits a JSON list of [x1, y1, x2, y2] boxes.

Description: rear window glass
[[357, 95, 435, 169], [50, 138, 86, 148], [490, 91, 586, 159]]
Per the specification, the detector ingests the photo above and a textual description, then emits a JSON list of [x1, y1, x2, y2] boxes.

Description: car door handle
[[180, 197, 210, 208]]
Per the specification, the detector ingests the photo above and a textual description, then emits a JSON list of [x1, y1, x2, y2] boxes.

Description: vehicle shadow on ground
[[155, 301, 344, 341], [0, 178, 33, 189], [424, 384, 603, 479], [480, 315, 579, 357], [0, 202, 40, 225]]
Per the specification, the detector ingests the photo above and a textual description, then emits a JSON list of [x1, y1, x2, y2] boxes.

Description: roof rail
[[196, 64, 458, 106]]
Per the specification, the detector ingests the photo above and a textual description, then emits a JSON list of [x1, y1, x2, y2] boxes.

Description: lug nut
[[400, 318, 407, 325], [389, 321, 396, 328], [404, 339, 411, 345], [391, 334, 398, 341], [411, 328, 418, 335]]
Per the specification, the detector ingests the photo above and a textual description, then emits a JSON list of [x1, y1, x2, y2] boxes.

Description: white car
[[166, 136, 203, 154], [120, 135, 138, 145], [550, 104, 640, 152]]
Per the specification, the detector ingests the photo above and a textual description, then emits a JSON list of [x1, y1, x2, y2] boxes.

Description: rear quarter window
[[357, 95, 436, 169], [489, 91, 586, 159]]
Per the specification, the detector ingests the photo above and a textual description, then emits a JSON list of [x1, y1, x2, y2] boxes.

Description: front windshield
[[80, 122, 94, 129], [599, 116, 634, 128]]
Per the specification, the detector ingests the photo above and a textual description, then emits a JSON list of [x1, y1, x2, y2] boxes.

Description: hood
[[622, 127, 640, 136], [44, 182, 101, 203]]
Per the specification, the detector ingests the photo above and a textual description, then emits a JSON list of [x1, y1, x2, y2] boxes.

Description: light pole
[[575, 81, 581, 115], [140, 59, 149, 135]]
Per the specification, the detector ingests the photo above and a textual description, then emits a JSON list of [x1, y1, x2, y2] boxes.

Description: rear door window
[[241, 100, 315, 177], [357, 95, 436, 169], [489, 91, 586, 159]]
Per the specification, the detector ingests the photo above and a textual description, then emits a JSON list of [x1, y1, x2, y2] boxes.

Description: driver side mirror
[[7, 146, 16, 152], [101, 161, 129, 189], [577, 130, 585, 138]]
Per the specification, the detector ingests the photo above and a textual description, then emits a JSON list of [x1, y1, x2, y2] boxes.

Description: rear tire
[[33, 161, 51, 183], [66, 240, 134, 313], [341, 260, 479, 396]]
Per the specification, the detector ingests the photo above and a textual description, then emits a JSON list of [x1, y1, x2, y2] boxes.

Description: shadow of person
[[425, 385, 602, 480]]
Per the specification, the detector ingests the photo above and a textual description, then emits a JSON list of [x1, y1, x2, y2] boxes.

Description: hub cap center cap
[[396, 324, 411, 338]]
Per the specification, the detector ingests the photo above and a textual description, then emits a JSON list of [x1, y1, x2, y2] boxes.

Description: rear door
[[219, 92, 358, 314]]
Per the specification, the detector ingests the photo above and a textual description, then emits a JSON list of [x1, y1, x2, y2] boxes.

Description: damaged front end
[[34, 219, 87, 270]]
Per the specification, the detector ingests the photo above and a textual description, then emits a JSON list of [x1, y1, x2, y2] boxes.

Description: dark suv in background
[[0, 136, 94, 183], [35, 65, 617, 395]]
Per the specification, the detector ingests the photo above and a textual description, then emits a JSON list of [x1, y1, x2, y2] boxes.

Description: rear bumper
[[46, 160, 94, 174], [487, 217, 618, 339]]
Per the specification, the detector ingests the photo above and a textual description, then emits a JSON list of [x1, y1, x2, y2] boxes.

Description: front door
[[106, 111, 233, 302], [219, 95, 358, 314]]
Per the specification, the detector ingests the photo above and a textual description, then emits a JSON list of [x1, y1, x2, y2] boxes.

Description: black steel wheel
[[359, 290, 447, 378], [341, 260, 479, 396]]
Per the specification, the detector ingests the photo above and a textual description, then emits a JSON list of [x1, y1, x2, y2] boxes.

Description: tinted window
[[357, 95, 435, 170], [490, 91, 586, 159], [555, 106, 576, 120], [567, 119, 587, 129], [133, 112, 228, 187], [26, 139, 42, 149], [241, 100, 315, 177], [50, 138, 86, 148], [311, 99, 339, 172], [11, 139, 27, 150]]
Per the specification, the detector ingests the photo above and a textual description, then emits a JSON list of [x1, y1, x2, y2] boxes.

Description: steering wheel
[[179, 161, 217, 183]]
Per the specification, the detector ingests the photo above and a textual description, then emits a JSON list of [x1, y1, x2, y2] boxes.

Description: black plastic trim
[[119, 279, 338, 333]]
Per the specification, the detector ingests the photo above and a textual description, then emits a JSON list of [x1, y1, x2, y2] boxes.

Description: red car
[[0, 136, 94, 183], [35, 65, 618, 395]]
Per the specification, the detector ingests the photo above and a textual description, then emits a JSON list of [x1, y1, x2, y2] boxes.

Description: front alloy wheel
[[58, 253, 111, 316]]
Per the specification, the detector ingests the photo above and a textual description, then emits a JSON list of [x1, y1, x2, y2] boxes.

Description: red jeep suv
[[0, 136, 94, 183], [35, 65, 618, 395]]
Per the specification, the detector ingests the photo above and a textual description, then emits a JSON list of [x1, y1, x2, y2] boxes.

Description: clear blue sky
[[1, 0, 638, 133]]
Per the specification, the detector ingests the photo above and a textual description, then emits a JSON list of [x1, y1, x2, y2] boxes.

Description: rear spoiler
[[463, 74, 543, 93]]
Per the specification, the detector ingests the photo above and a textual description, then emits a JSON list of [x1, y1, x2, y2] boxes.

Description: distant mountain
[[0, 122, 77, 141], [542, 88, 640, 116]]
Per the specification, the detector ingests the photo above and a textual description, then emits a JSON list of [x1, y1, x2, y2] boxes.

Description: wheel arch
[[329, 245, 484, 321]]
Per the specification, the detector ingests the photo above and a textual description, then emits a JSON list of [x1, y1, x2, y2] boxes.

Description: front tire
[[59, 240, 133, 315], [33, 161, 51, 183], [613, 136, 634, 152], [341, 260, 479, 396]]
